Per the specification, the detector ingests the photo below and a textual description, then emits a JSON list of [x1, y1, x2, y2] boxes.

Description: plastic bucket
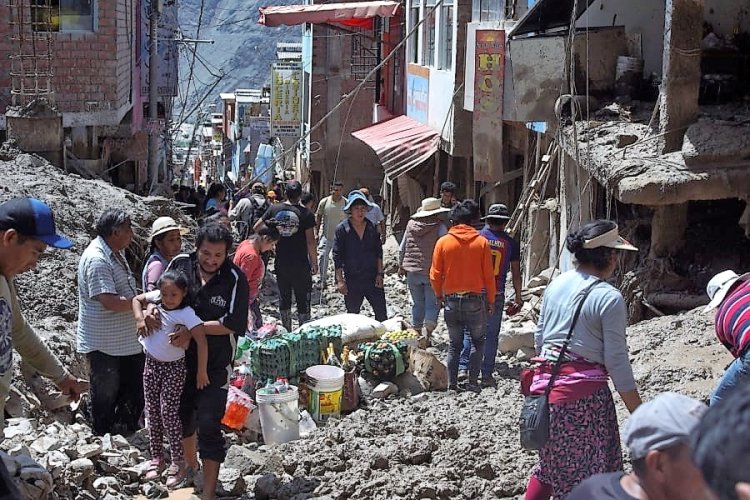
[[221, 386, 256, 431], [306, 365, 345, 423], [256, 385, 300, 445]]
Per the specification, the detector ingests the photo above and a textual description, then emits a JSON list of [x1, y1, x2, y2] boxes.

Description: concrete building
[[0, 0, 176, 193], [505, 0, 750, 319]]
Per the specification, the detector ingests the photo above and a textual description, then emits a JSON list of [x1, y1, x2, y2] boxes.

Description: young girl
[[132, 270, 209, 488]]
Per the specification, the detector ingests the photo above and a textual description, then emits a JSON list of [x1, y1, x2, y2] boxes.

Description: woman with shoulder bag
[[524, 220, 642, 500]]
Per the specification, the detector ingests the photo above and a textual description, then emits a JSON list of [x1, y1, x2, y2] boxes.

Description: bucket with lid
[[305, 365, 345, 423], [255, 385, 300, 445]]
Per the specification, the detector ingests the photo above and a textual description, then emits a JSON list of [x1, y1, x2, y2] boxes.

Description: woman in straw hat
[[143, 217, 189, 292], [398, 198, 449, 341]]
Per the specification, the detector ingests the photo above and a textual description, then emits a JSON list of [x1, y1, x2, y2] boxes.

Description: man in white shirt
[[360, 187, 386, 243], [315, 181, 346, 289]]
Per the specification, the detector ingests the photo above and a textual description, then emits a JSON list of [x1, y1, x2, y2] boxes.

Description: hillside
[[176, 0, 302, 113]]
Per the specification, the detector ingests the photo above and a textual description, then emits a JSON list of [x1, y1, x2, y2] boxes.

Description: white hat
[[582, 225, 638, 251], [705, 270, 750, 312], [149, 216, 189, 243], [412, 197, 451, 219]]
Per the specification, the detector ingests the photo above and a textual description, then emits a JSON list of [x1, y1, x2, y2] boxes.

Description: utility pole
[[148, 0, 161, 192]]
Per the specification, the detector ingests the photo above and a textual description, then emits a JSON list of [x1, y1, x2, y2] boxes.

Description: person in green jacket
[[0, 197, 88, 430]]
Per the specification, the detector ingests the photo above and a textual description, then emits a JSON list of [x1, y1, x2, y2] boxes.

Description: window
[[471, 0, 504, 22], [409, 0, 421, 64], [439, 0, 453, 70], [423, 0, 436, 67], [32, 0, 94, 32]]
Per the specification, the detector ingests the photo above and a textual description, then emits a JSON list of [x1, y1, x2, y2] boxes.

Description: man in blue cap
[[333, 190, 387, 321], [0, 197, 88, 430]]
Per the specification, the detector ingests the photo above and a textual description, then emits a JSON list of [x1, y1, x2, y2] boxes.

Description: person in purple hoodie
[[458, 203, 523, 387]]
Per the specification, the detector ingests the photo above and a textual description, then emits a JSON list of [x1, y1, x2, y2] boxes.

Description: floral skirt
[[531, 386, 623, 499]]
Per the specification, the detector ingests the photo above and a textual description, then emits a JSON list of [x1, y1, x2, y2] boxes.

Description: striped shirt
[[76, 236, 141, 356], [716, 279, 750, 357]]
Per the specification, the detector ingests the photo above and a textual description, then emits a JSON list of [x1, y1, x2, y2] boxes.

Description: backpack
[[238, 196, 270, 239]]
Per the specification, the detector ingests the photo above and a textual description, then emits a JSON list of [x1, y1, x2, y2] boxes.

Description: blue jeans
[[406, 272, 438, 329], [445, 295, 487, 385], [459, 294, 503, 379], [710, 349, 750, 406]]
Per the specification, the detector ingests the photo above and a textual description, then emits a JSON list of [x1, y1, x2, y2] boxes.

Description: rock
[[372, 382, 398, 399], [68, 457, 95, 483], [111, 435, 129, 449], [616, 133, 639, 148], [14, 455, 53, 500], [476, 462, 495, 480], [30, 435, 60, 455], [254, 472, 282, 500], [39, 450, 70, 478], [224, 445, 267, 476], [217, 467, 246, 497], [515, 346, 536, 361], [76, 442, 104, 459], [93, 476, 120, 491], [141, 482, 168, 498], [526, 267, 559, 288], [498, 324, 535, 353], [370, 455, 389, 470], [3, 418, 35, 440]]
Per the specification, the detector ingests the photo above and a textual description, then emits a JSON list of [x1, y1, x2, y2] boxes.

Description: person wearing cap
[[692, 384, 750, 500], [430, 199, 496, 392], [457, 203, 522, 387], [254, 180, 318, 331], [360, 187, 386, 243], [526, 220, 642, 500], [703, 270, 750, 406], [143, 217, 189, 292], [568, 392, 708, 500], [77, 208, 144, 436], [398, 197, 449, 340], [0, 197, 88, 431], [333, 190, 387, 321], [228, 182, 271, 240], [315, 181, 347, 290]]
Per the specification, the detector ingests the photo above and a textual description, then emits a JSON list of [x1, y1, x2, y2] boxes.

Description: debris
[[616, 133, 639, 148], [372, 382, 398, 399]]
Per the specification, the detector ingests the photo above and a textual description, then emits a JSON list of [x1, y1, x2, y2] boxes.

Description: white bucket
[[256, 385, 300, 445], [306, 365, 345, 423]]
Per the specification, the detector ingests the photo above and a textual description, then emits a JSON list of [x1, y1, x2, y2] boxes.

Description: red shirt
[[716, 279, 750, 357], [233, 240, 264, 301]]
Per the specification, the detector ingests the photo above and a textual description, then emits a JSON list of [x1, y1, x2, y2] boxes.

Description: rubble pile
[[0, 155, 732, 499]]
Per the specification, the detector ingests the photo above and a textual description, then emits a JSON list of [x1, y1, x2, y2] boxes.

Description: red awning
[[352, 115, 439, 181], [259, 1, 400, 27]]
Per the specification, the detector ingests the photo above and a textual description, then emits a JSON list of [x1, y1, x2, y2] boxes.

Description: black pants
[[344, 278, 388, 322], [87, 351, 145, 436], [180, 360, 230, 463], [276, 267, 312, 314]]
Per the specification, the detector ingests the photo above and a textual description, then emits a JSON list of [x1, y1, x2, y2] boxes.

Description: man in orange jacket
[[430, 199, 496, 392]]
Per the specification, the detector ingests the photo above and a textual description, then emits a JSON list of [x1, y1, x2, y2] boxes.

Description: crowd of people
[[0, 177, 747, 499]]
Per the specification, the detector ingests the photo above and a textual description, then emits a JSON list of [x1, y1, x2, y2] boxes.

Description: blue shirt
[[333, 219, 383, 281], [479, 226, 520, 295]]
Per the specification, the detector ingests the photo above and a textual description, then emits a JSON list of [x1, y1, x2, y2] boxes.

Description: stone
[[224, 445, 267, 476], [476, 462, 496, 480], [93, 476, 120, 490], [497, 324, 535, 354], [76, 442, 103, 459], [370, 455, 389, 470], [372, 382, 398, 399], [3, 418, 35, 440], [7, 444, 31, 458], [111, 435, 129, 449], [69, 458, 95, 483], [254, 472, 282, 500], [616, 133, 639, 148], [30, 435, 60, 455], [39, 450, 69, 478], [217, 467, 246, 497]]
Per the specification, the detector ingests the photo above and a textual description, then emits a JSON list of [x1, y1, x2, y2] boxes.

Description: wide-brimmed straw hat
[[149, 216, 189, 243], [582, 225, 638, 252], [412, 197, 450, 219], [705, 270, 750, 312]]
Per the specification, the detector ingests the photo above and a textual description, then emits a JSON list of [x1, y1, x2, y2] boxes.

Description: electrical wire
[[176, 0, 206, 128]]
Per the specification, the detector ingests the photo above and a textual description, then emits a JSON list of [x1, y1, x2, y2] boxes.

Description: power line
[[176, 0, 206, 128]]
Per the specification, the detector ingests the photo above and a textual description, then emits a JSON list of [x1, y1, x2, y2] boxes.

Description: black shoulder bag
[[519, 279, 600, 451]]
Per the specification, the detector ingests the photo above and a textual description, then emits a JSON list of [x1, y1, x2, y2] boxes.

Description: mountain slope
[[176, 0, 301, 115]]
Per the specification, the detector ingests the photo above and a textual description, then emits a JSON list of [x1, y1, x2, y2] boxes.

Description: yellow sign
[[271, 62, 302, 137]]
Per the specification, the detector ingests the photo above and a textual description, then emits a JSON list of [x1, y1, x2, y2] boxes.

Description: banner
[[473, 30, 505, 182], [406, 64, 429, 125], [271, 62, 302, 137]]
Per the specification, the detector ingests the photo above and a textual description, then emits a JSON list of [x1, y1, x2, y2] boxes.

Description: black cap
[[440, 181, 456, 193], [285, 180, 302, 196], [0, 197, 73, 249], [482, 203, 510, 221]]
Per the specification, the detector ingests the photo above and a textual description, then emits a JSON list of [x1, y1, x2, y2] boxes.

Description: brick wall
[[0, 0, 134, 117]]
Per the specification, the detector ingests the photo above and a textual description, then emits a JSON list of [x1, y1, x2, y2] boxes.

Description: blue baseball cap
[[0, 198, 74, 249], [343, 190, 372, 211]]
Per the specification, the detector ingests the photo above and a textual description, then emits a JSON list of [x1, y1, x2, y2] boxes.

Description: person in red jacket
[[430, 199, 495, 392]]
